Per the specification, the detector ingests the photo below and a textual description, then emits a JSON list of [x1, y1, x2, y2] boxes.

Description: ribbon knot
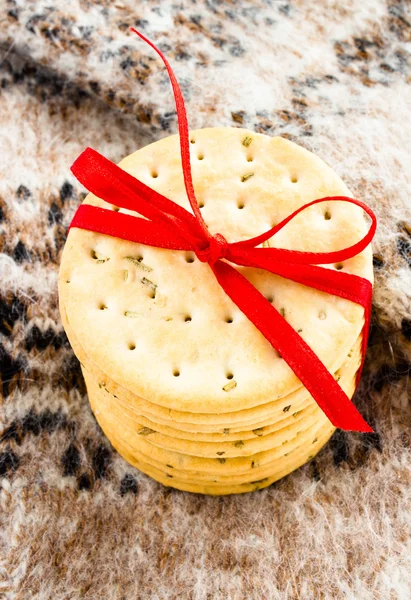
[[197, 233, 229, 264], [68, 28, 377, 433]]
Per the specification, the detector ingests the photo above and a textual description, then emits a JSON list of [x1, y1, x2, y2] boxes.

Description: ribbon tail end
[[330, 413, 374, 434]]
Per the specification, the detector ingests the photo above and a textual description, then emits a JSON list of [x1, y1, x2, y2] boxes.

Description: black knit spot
[[89, 81, 100, 93], [38, 409, 67, 433], [0, 293, 27, 337], [310, 461, 321, 482], [361, 430, 383, 454], [279, 3, 291, 16], [401, 318, 411, 341], [59, 182, 74, 202], [0, 450, 19, 476], [330, 430, 350, 466], [120, 57, 137, 71], [26, 326, 54, 351], [78, 473, 92, 491], [372, 360, 411, 392], [120, 473, 139, 496], [92, 445, 111, 479], [62, 443, 81, 477], [25, 326, 68, 352], [229, 41, 245, 57], [0, 421, 20, 444], [0, 343, 27, 397], [21, 410, 41, 437], [16, 184, 31, 200], [372, 254, 384, 268], [13, 241, 30, 263], [397, 236, 411, 266], [48, 202, 62, 225], [134, 18, 148, 29]]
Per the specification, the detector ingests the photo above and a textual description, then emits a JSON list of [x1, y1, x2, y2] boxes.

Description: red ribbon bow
[[69, 29, 377, 433]]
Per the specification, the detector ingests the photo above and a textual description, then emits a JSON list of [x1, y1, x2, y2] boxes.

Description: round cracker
[[84, 343, 358, 458], [87, 383, 331, 476], [63, 300, 361, 432], [59, 128, 372, 414], [93, 401, 335, 494]]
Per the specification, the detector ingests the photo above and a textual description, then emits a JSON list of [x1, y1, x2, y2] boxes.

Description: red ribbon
[[69, 29, 377, 433]]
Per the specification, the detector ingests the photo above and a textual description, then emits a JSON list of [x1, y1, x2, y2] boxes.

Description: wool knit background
[[1, 1, 411, 599]]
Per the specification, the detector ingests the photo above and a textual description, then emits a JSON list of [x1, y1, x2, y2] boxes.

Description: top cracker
[[59, 128, 373, 414]]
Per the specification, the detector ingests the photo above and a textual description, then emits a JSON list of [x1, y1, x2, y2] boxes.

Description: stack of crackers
[[59, 128, 373, 495]]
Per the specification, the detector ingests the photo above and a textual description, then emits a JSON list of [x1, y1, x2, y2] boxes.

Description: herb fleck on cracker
[[125, 256, 153, 272], [137, 427, 155, 436], [280, 307, 286, 318], [241, 172, 254, 182], [262, 240, 271, 248], [92, 250, 110, 263], [283, 405, 291, 412], [216, 452, 225, 456], [252, 428, 264, 437], [123, 270, 129, 281], [166, 464, 174, 469], [292, 410, 302, 418], [223, 428, 230, 435], [234, 440, 244, 448], [217, 457, 226, 464], [141, 277, 157, 298], [124, 311, 140, 318], [141, 277, 157, 295], [312, 438, 318, 444], [242, 136, 253, 147], [223, 380, 237, 392]]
